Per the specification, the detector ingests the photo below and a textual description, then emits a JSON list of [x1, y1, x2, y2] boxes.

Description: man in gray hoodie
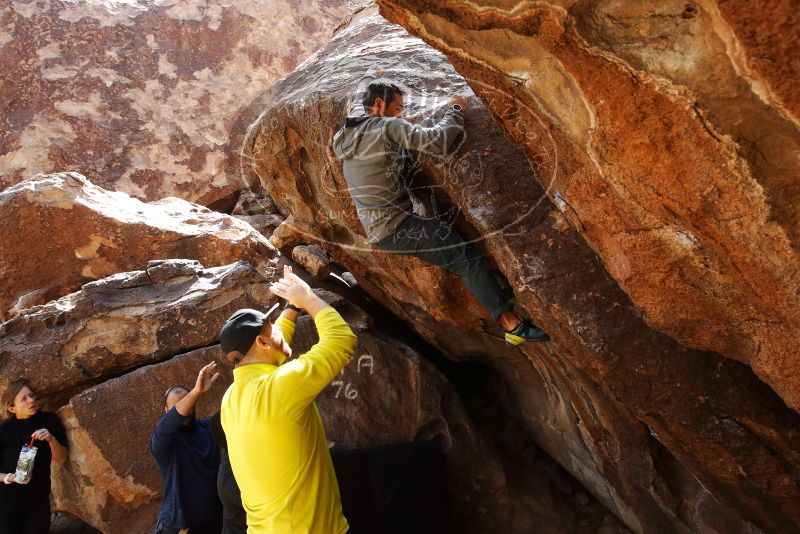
[[332, 66, 549, 345]]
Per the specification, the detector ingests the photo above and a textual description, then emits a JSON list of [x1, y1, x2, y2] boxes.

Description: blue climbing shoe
[[505, 320, 550, 345]]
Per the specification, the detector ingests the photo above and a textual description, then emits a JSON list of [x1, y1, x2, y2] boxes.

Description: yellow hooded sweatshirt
[[221, 306, 358, 533]]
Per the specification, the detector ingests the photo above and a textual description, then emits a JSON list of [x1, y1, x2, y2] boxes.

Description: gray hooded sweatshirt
[[332, 69, 465, 243]]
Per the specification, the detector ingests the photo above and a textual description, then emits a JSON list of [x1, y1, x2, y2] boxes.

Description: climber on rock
[[332, 65, 549, 345]]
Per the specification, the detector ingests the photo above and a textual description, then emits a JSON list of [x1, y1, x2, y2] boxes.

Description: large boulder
[[51, 293, 521, 534], [375, 0, 800, 413], [244, 10, 800, 533], [0, 0, 358, 207], [0, 259, 272, 405], [0, 172, 276, 320]]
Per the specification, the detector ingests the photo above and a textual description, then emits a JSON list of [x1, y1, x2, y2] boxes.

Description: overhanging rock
[[375, 0, 800, 412], [245, 9, 800, 532]]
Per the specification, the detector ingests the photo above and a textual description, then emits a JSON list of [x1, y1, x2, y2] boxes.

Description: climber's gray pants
[[377, 214, 513, 321]]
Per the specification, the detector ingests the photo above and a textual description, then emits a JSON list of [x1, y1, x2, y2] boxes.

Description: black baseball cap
[[220, 302, 281, 355]]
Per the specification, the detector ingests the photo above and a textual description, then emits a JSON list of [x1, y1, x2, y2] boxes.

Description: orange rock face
[[246, 10, 800, 532], [375, 0, 800, 413], [0, 172, 276, 320], [0, 0, 356, 206]]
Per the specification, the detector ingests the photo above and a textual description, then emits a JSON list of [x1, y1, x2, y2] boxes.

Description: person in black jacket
[[209, 412, 246, 534], [0, 381, 68, 534]]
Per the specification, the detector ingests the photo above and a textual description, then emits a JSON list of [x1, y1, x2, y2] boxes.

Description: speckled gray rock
[[0, 0, 358, 206]]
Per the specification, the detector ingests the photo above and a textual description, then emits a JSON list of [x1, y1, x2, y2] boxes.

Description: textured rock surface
[[231, 188, 284, 237], [375, 0, 800, 413], [50, 293, 523, 534], [50, 514, 102, 534], [715, 0, 800, 121], [231, 189, 279, 217], [292, 244, 332, 278], [0, 260, 272, 404], [269, 215, 309, 252], [245, 10, 800, 532], [0, 0, 358, 206], [0, 172, 276, 320]]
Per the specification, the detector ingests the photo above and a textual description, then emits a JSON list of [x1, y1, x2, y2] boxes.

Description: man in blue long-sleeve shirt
[[149, 362, 223, 534]]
